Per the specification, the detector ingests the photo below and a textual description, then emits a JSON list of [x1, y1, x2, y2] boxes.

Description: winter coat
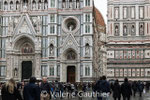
[[112, 83, 121, 98], [121, 82, 132, 97], [23, 83, 40, 100], [40, 82, 50, 94]]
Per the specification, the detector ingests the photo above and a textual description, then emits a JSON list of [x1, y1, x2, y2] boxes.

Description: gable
[[13, 14, 36, 36]]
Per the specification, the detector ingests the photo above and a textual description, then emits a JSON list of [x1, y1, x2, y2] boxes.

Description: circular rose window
[[62, 16, 80, 33]]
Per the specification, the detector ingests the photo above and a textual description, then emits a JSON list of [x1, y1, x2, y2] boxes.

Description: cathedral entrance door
[[67, 66, 75, 83], [22, 61, 32, 80]]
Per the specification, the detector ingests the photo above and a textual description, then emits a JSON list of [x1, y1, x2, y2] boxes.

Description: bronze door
[[67, 66, 75, 83]]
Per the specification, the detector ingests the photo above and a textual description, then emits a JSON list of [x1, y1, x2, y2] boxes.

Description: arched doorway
[[22, 61, 32, 80], [67, 66, 75, 83]]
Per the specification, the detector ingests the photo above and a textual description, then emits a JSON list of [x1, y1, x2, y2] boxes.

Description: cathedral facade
[[107, 0, 150, 81], [0, 0, 106, 82]]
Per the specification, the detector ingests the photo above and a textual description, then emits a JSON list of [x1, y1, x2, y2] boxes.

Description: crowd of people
[[0, 76, 149, 100]]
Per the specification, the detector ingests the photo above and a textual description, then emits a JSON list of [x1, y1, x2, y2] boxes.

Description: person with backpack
[[137, 81, 144, 97], [121, 77, 132, 100]]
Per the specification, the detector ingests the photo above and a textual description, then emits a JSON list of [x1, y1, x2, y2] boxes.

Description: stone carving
[[14, 68, 18, 77], [44, 2, 48, 9], [115, 25, 119, 35], [22, 43, 33, 53], [76, 1, 80, 8], [38, 2, 42, 9], [123, 25, 127, 35], [131, 25, 135, 33], [69, 0, 73, 8], [16, 2, 20, 10], [36, 16, 42, 34], [8, 17, 14, 35], [67, 50, 76, 60], [32, 2, 36, 10], [140, 24, 144, 35]]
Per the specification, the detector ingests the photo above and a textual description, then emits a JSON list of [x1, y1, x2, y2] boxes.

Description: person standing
[[137, 81, 144, 97], [121, 77, 132, 100], [23, 77, 40, 100], [1, 78, 22, 100], [132, 81, 137, 97], [100, 76, 111, 100], [94, 77, 103, 100], [40, 77, 51, 100], [112, 80, 121, 100]]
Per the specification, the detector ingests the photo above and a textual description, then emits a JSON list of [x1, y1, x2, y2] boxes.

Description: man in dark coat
[[40, 77, 51, 100], [137, 81, 144, 97], [23, 77, 40, 100], [112, 79, 121, 100], [121, 77, 132, 100]]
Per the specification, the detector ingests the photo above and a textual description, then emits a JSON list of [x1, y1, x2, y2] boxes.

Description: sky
[[94, 0, 107, 24]]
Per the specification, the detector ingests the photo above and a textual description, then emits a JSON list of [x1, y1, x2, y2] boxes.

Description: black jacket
[[112, 83, 121, 98], [23, 83, 40, 100], [121, 82, 132, 97], [40, 82, 50, 94], [1, 84, 22, 100]]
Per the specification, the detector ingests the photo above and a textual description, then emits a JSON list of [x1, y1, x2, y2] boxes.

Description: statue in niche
[[140, 24, 144, 35], [115, 25, 119, 35], [36, 16, 42, 34], [76, 0, 80, 8], [69, 25, 74, 31], [62, 0, 66, 8], [4, 2, 8, 11], [67, 50, 76, 60], [85, 44, 90, 56], [69, 0, 73, 8], [16, 2, 20, 10], [10, 2, 14, 10], [32, 2, 36, 10], [49, 44, 54, 56], [44, 1, 48, 9], [38, 1, 42, 9], [68, 22, 76, 31], [123, 25, 127, 35], [8, 17, 14, 35], [14, 68, 18, 77], [131, 25, 135, 33]]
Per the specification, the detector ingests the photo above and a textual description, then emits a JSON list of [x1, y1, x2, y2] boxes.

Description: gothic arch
[[13, 34, 35, 51]]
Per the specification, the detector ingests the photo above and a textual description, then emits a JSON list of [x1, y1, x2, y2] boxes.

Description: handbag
[[41, 90, 48, 98]]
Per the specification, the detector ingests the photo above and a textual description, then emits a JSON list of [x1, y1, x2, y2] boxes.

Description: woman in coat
[[112, 79, 121, 100], [1, 78, 23, 100]]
